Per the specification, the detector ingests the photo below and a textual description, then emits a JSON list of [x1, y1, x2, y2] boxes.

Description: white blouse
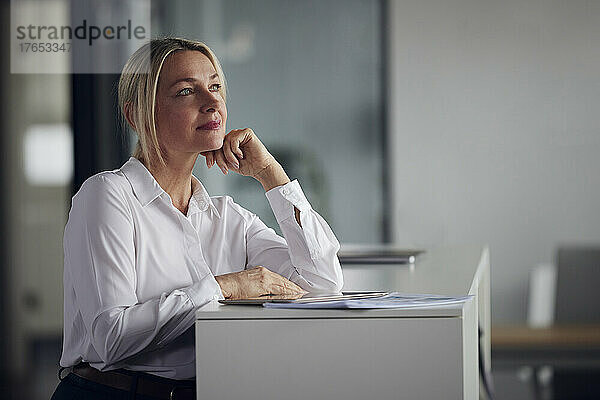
[[60, 156, 344, 379]]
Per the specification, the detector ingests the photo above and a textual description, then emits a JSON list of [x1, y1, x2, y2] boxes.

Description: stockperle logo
[[11, 0, 151, 74], [16, 19, 147, 47]]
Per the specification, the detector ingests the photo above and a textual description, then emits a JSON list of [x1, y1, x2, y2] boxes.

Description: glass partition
[[153, 0, 386, 243]]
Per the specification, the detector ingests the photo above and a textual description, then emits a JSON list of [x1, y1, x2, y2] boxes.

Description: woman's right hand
[[214, 266, 307, 300]]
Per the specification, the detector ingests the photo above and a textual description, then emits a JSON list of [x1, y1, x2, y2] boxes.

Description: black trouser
[[50, 371, 193, 400]]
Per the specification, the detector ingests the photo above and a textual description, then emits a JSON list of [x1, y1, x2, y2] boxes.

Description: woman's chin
[[198, 136, 225, 152]]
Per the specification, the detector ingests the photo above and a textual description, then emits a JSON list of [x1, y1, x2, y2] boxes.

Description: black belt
[[61, 363, 195, 400]]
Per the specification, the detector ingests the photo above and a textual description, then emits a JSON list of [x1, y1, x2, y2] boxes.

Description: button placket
[[181, 213, 213, 282]]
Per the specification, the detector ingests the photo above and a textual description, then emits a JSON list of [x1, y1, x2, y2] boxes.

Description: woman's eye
[[209, 83, 222, 92], [176, 88, 193, 96]]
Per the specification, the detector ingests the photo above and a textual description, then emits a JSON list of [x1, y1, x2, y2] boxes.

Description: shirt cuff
[[265, 179, 311, 222], [182, 273, 224, 307]]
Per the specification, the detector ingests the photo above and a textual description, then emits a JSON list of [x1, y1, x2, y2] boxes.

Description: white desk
[[195, 245, 490, 400]]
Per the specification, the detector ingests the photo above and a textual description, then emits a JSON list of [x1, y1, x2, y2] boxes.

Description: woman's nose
[[200, 91, 222, 113]]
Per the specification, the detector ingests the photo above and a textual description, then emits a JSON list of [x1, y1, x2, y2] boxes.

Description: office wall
[[388, 0, 600, 323]]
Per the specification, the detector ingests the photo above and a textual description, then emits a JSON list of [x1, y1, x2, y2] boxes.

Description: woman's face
[[155, 50, 227, 158]]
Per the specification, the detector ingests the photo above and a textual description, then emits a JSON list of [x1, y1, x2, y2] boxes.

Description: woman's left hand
[[201, 128, 276, 179]]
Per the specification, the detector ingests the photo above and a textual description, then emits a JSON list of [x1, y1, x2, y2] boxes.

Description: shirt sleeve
[[244, 179, 344, 293], [64, 175, 223, 369]]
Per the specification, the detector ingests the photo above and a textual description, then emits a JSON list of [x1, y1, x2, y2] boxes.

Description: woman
[[51, 37, 343, 400]]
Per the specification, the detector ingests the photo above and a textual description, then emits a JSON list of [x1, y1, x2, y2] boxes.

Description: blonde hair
[[118, 37, 227, 170]]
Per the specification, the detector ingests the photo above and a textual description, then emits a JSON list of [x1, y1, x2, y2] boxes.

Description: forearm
[[274, 212, 344, 292], [248, 180, 344, 293], [245, 219, 344, 293], [255, 161, 302, 227], [91, 294, 193, 365], [85, 276, 222, 366]]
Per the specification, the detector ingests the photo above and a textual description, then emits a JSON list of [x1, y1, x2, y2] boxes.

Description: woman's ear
[[124, 102, 136, 130]]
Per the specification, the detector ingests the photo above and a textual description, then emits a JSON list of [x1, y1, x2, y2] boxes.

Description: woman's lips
[[198, 120, 221, 130]]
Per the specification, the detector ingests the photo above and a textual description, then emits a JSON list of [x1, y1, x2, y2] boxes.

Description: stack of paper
[[263, 292, 473, 309]]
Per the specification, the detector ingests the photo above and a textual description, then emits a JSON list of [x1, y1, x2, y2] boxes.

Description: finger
[[287, 280, 306, 292], [202, 151, 215, 168], [229, 134, 244, 159], [223, 139, 240, 169], [214, 150, 229, 175], [285, 284, 307, 294], [276, 283, 305, 295], [268, 283, 291, 295], [274, 278, 298, 291], [255, 267, 300, 295], [269, 274, 306, 294], [288, 283, 307, 294], [228, 138, 244, 164], [240, 128, 254, 146]]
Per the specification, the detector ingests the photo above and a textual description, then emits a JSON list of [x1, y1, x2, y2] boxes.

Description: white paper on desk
[[262, 292, 473, 309]]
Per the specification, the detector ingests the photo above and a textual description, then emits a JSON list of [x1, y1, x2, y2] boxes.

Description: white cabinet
[[196, 246, 490, 400]]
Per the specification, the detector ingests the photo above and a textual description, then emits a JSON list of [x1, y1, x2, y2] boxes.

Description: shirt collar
[[120, 157, 221, 218], [190, 174, 221, 218]]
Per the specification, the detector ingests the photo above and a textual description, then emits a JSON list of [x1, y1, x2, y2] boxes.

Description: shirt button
[[198, 200, 208, 211], [281, 188, 290, 196]]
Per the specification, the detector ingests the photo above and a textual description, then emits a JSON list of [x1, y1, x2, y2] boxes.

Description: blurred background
[[1, 0, 599, 399]]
